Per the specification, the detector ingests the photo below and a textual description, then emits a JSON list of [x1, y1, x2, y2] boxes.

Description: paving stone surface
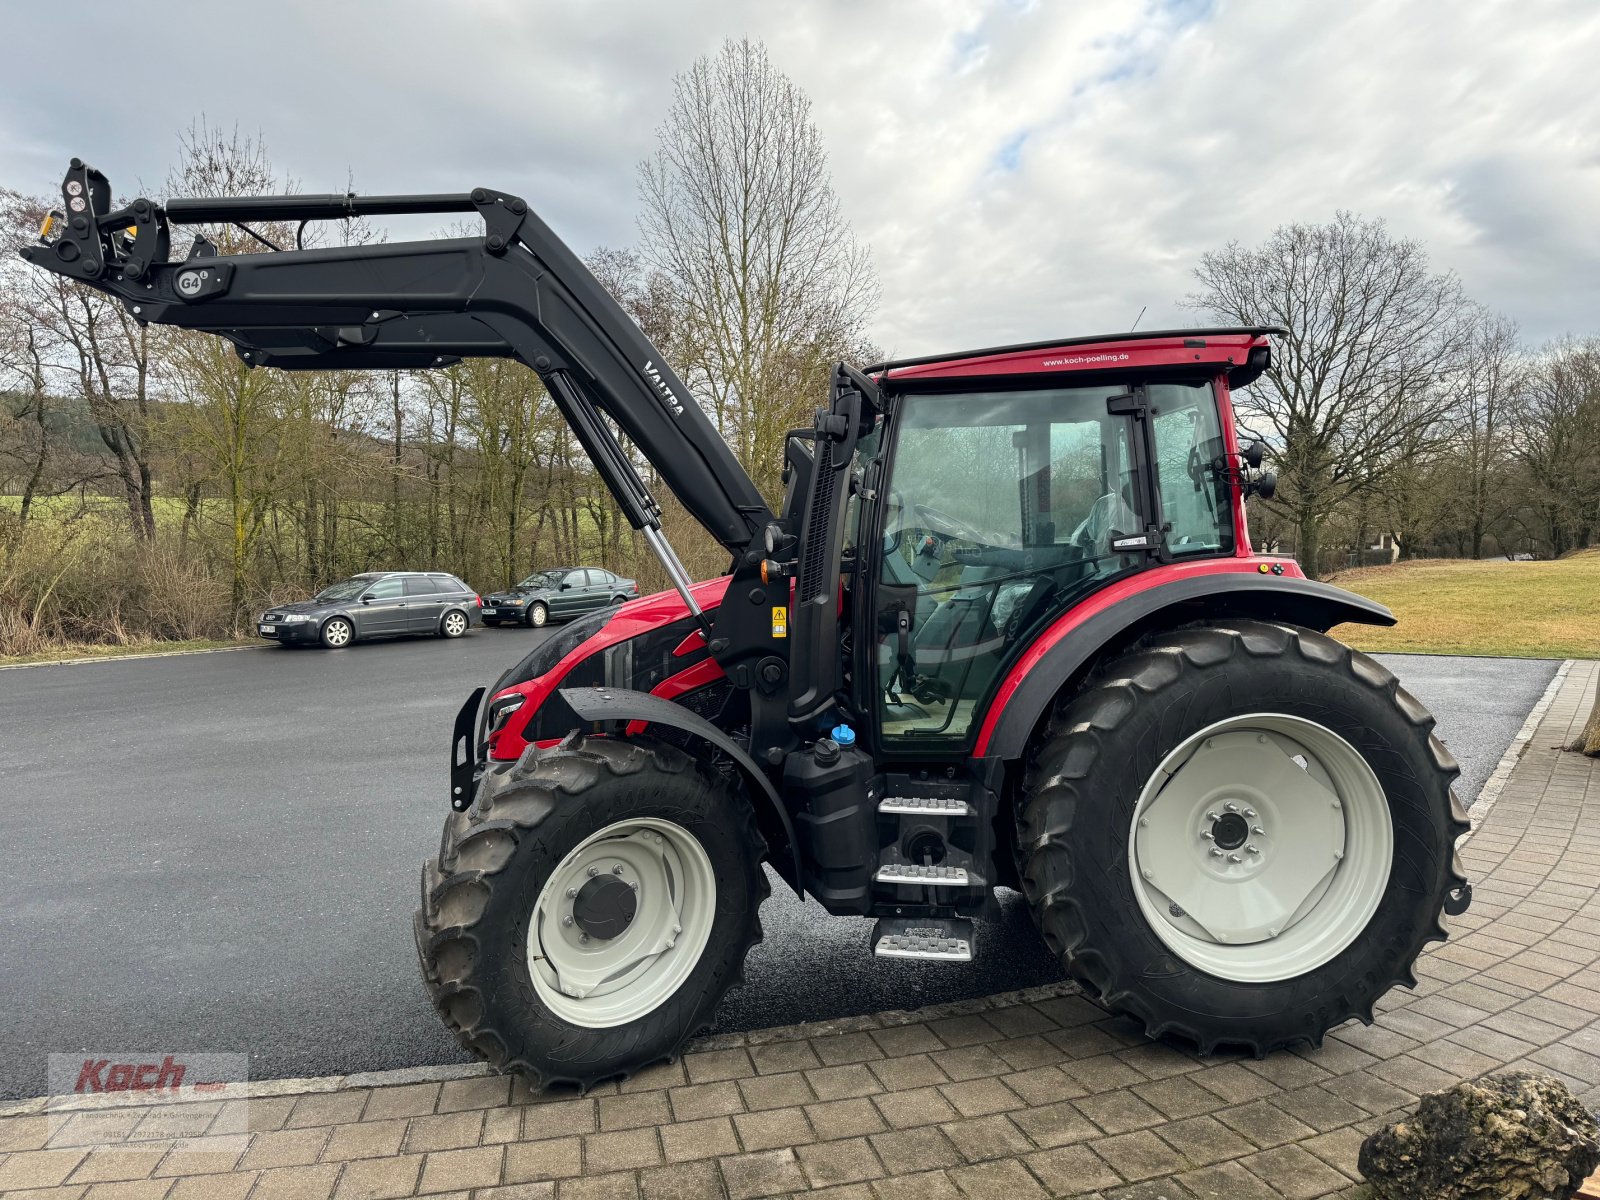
[[2, 661, 1594, 1199]]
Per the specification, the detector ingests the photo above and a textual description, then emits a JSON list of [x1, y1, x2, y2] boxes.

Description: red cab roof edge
[[870, 325, 1286, 383]]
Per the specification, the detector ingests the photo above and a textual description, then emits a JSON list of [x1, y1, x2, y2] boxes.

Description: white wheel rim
[[445, 613, 466, 635], [528, 817, 716, 1028], [1128, 713, 1393, 983], [325, 621, 350, 646], [531, 605, 546, 626]]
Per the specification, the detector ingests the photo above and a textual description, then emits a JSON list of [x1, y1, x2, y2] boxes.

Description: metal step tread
[[877, 795, 970, 816], [871, 916, 975, 963], [874, 863, 970, 886]]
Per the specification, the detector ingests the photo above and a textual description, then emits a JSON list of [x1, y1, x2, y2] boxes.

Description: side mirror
[[1248, 472, 1277, 501], [560, 583, 572, 591], [360, 593, 375, 603], [1244, 439, 1267, 470]]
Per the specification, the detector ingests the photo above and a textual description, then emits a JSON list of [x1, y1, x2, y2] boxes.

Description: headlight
[[488, 693, 526, 732], [508, 598, 526, 605], [280, 614, 313, 624]]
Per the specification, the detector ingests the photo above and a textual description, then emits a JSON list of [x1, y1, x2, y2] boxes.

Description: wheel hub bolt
[[1253, 825, 1264, 835], [1209, 848, 1223, 858], [628, 881, 637, 890], [562, 915, 574, 927], [587, 866, 600, 877], [1243, 808, 1257, 819], [1246, 844, 1260, 855], [1206, 810, 1219, 821], [566, 887, 577, 899], [612, 864, 624, 875], [1225, 802, 1239, 813], [1227, 853, 1241, 863], [1201, 830, 1214, 840], [579, 933, 590, 945]]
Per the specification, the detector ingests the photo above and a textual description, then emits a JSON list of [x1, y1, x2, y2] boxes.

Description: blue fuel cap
[[830, 724, 856, 747]]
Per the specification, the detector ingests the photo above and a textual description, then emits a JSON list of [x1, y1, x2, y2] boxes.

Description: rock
[[1358, 1071, 1600, 1200]]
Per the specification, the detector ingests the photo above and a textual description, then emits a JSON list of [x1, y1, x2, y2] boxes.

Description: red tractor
[[26, 161, 1471, 1088]]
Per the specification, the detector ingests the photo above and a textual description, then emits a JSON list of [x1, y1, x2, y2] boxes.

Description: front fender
[[560, 686, 802, 894], [976, 569, 1395, 760]]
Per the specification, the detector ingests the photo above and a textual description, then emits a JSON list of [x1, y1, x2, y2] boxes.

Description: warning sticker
[[771, 607, 788, 638]]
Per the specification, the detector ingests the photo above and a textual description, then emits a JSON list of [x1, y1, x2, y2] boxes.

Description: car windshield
[[314, 576, 381, 602], [515, 570, 565, 589]]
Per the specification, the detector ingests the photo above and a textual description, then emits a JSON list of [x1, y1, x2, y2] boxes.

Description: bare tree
[[1, 187, 159, 541], [1187, 213, 1471, 576], [638, 37, 878, 500], [1449, 309, 1524, 559], [1512, 338, 1600, 557]]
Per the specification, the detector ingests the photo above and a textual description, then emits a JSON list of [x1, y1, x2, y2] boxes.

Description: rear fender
[[561, 686, 802, 895], [977, 572, 1395, 760]]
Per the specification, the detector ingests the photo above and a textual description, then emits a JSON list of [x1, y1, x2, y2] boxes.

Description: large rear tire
[[416, 735, 767, 1089], [1017, 620, 1469, 1055]]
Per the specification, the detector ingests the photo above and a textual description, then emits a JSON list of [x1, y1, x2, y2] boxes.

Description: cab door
[[865, 385, 1148, 752]]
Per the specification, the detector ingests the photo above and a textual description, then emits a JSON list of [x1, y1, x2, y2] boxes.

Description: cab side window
[[365, 578, 404, 599], [403, 577, 438, 596]]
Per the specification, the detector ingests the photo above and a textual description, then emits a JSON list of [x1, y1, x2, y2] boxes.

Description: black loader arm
[[21, 159, 771, 559]]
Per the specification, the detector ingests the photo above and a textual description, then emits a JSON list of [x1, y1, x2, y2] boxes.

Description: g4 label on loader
[[23, 158, 1471, 1088]]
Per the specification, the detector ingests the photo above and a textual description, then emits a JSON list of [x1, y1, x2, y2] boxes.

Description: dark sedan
[[481, 567, 638, 628], [258, 571, 481, 648]]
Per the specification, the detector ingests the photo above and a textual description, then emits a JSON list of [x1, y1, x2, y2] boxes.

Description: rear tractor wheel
[[415, 735, 768, 1089], [1017, 619, 1470, 1055]]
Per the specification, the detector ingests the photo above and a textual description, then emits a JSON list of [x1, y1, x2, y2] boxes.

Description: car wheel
[[610, 594, 628, 606], [526, 602, 549, 628], [320, 617, 354, 649], [440, 609, 469, 639]]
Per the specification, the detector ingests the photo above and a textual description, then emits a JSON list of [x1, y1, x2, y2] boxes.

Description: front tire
[[1017, 620, 1469, 1055], [525, 602, 549, 628], [416, 736, 767, 1088], [319, 616, 354, 648]]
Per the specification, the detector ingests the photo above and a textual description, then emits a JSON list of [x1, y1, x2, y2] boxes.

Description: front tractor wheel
[[416, 736, 767, 1089], [1018, 620, 1470, 1056]]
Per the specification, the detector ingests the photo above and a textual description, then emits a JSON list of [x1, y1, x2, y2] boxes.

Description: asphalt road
[[0, 633, 1559, 1099]]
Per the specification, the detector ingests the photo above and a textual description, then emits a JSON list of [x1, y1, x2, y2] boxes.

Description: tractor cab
[[845, 329, 1273, 755]]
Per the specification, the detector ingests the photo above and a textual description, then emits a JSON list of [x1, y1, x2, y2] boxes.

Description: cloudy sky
[[4, 0, 1598, 355]]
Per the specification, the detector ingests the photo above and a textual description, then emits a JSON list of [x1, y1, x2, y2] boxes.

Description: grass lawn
[[0, 637, 253, 668], [1327, 551, 1600, 659]]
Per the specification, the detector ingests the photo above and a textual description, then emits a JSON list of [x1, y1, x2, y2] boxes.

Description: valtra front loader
[[25, 160, 1472, 1087]]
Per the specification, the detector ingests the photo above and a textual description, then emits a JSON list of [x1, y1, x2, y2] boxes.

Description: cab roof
[[869, 326, 1284, 387]]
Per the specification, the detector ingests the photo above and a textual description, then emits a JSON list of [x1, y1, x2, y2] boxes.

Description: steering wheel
[[912, 501, 988, 545]]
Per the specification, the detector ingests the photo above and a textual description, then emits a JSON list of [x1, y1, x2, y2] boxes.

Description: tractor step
[[871, 916, 974, 962], [877, 795, 970, 816], [874, 863, 970, 886]]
